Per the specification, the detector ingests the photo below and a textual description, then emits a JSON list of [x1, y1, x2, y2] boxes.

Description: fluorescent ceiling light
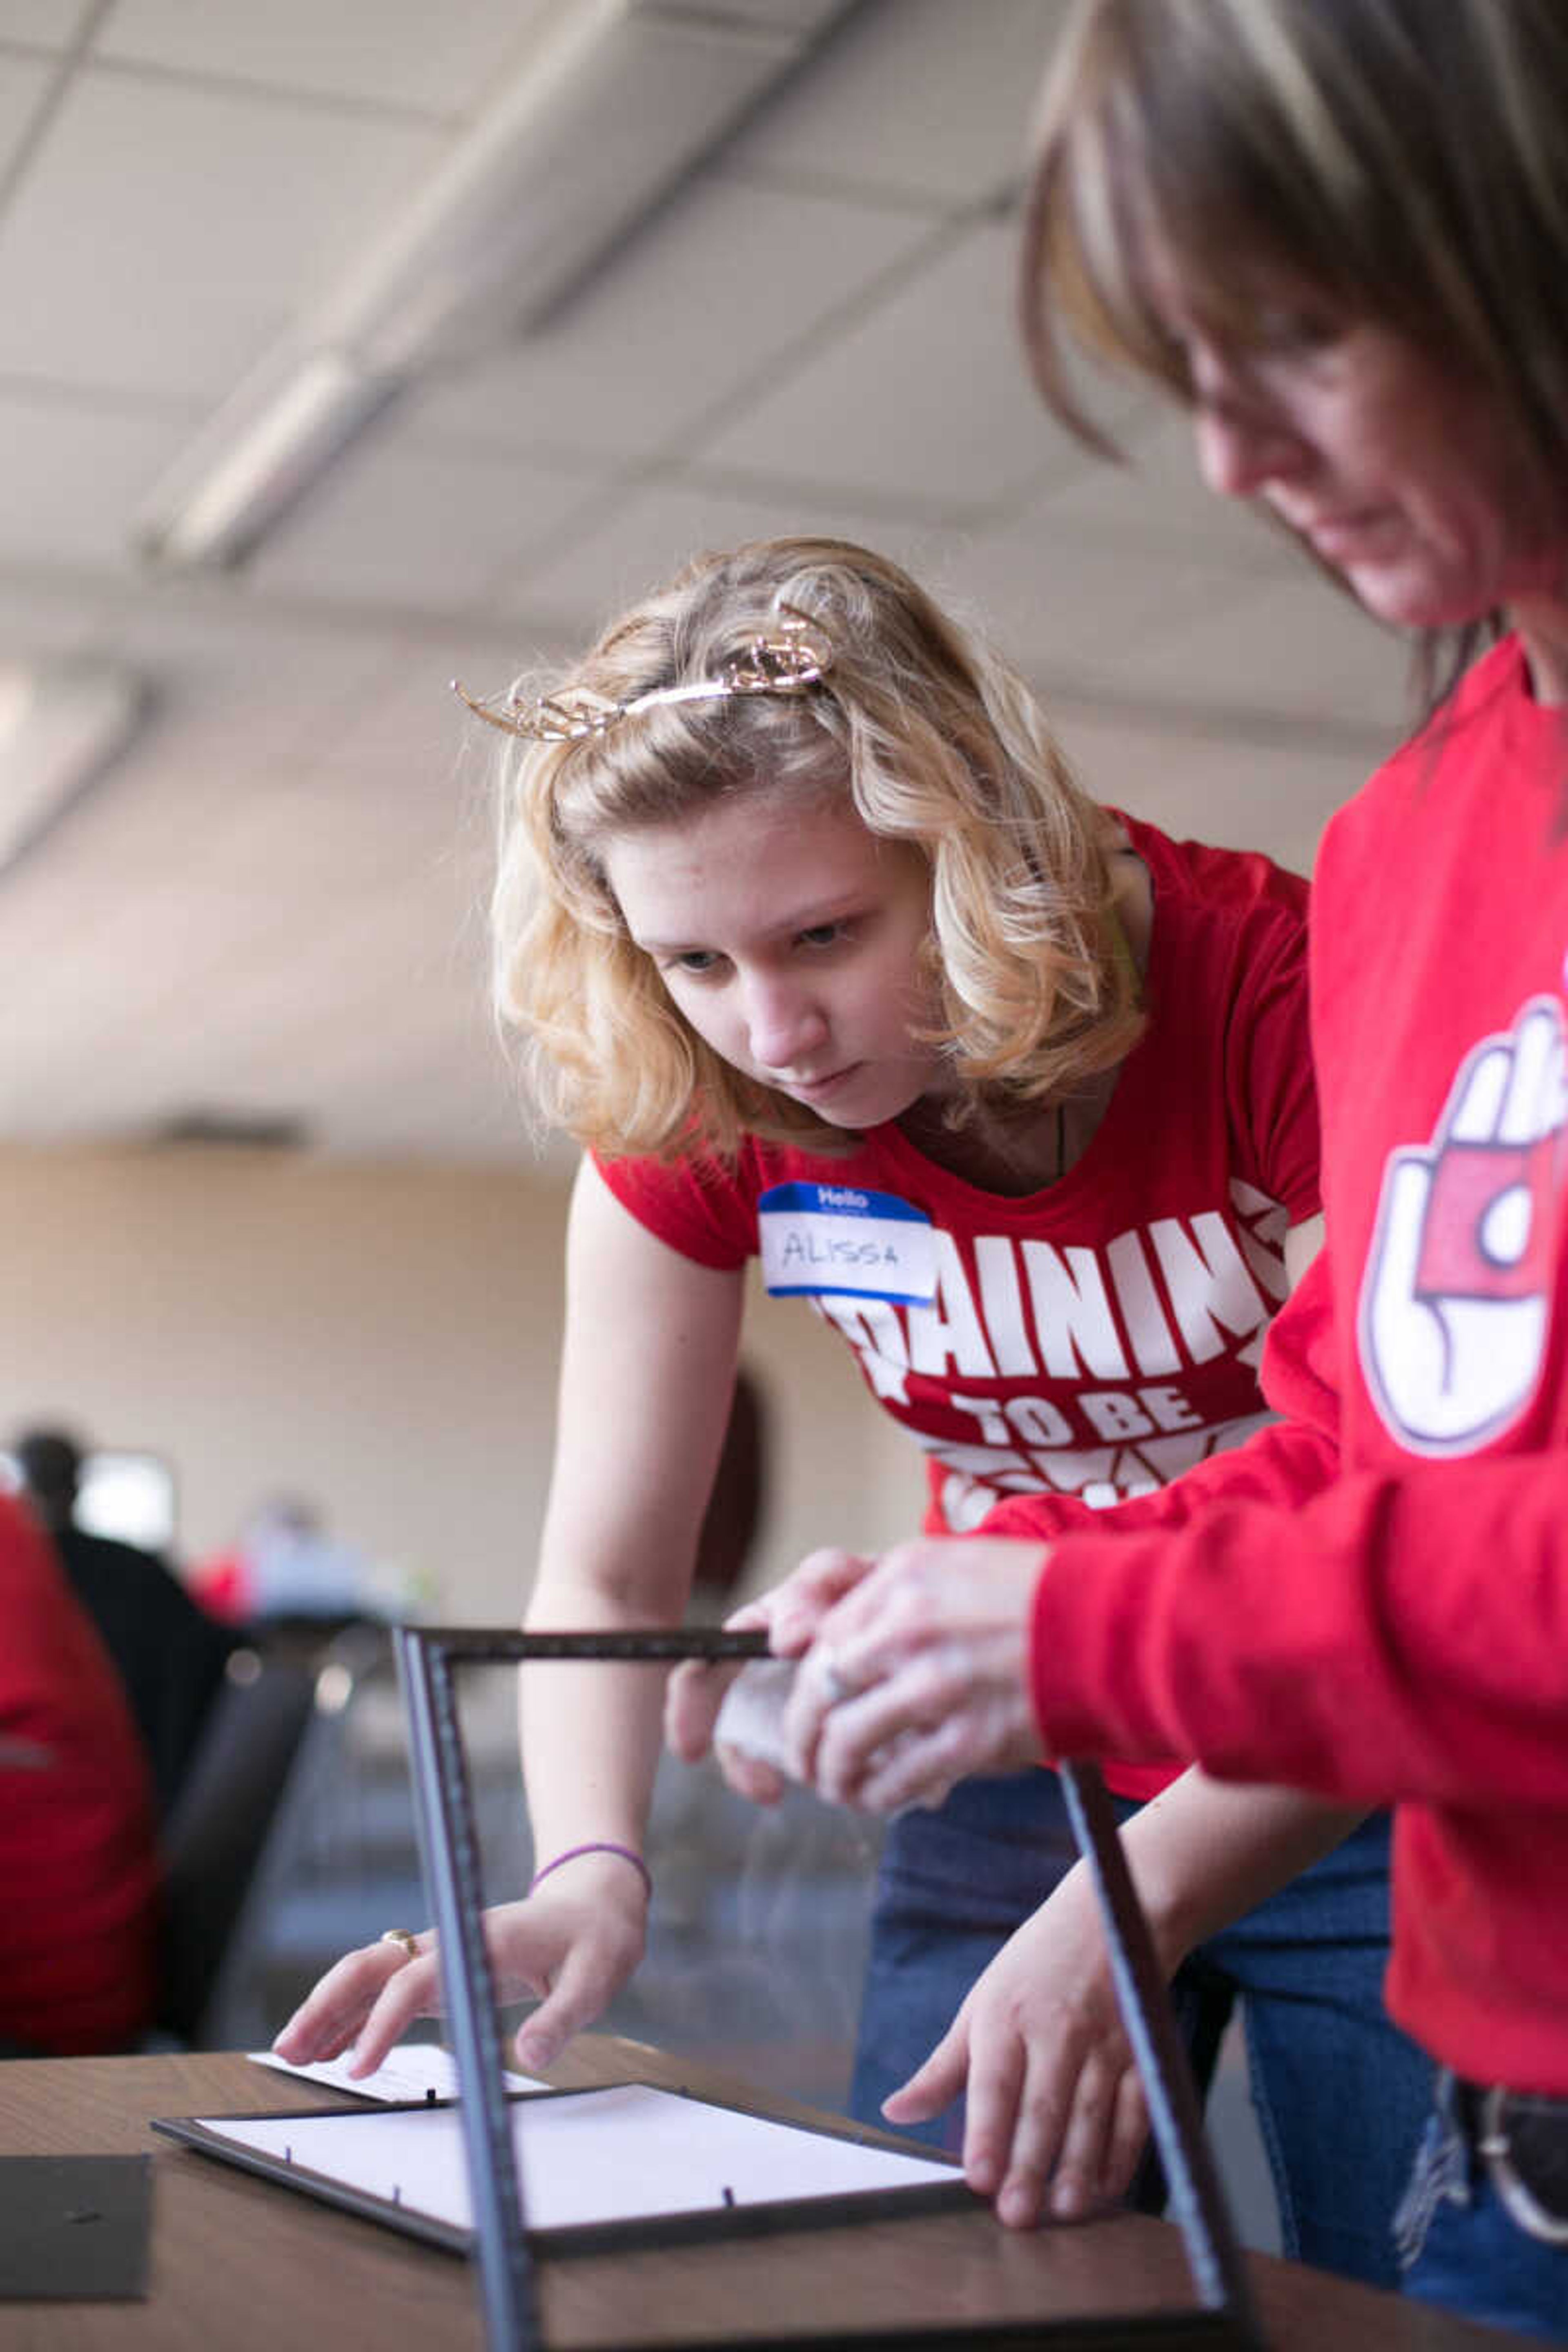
[[136, 0, 855, 572], [0, 662, 146, 875], [149, 355, 396, 571]]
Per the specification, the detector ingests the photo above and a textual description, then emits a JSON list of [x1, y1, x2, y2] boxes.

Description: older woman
[[766, 3, 1568, 2336]]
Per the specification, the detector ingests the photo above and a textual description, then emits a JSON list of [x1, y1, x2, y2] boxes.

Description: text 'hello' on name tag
[[758, 1182, 936, 1305]]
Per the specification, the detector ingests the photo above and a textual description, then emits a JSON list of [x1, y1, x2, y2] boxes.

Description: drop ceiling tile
[[312, 626, 555, 796], [248, 432, 604, 608], [507, 477, 969, 639], [1091, 569, 1411, 731], [322, 657, 493, 785], [0, 391, 194, 569], [0, 48, 48, 157], [727, 0, 1067, 205], [95, 0, 559, 120], [1056, 706, 1375, 876], [0, 70, 444, 399], [0, 0, 1416, 1173], [913, 518, 1261, 686], [0, 2, 89, 50], [409, 176, 932, 466], [698, 218, 1103, 508], [1029, 407, 1304, 572], [102, 589, 394, 686], [695, 1, 853, 32], [0, 577, 119, 662], [84, 879, 476, 1131], [61, 607, 401, 855]]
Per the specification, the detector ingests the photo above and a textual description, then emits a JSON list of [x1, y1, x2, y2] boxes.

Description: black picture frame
[[391, 1623, 1263, 2352], [152, 2080, 976, 2259]]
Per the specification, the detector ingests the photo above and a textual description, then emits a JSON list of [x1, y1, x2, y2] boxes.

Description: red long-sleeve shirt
[[995, 637, 1568, 2092]]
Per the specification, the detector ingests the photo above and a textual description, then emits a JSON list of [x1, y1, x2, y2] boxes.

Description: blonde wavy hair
[[490, 537, 1143, 1161]]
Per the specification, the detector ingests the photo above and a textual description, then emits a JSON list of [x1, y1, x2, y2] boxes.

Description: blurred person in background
[[17, 1425, 233, 1824], [191, 1492, 377, 1632], [0, 1489, 157, 2054]]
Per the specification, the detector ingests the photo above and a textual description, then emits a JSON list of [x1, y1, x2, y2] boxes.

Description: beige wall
[[0, 1142, 919, 1622]]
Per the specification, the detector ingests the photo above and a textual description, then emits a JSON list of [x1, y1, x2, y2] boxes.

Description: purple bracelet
[[528, 1840, 652, 1902]]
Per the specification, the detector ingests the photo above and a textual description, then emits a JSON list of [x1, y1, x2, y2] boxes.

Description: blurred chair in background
[[156, 1623, 397, 2049], [152, 1643, 320, 2046], [14, 1423, 235, 1824]]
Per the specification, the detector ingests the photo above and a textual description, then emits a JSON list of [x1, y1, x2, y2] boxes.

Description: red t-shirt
[[599, 816, 1319, 1798], [1011, 640, 1568, 2089], [1, 1494, 159, 2053]]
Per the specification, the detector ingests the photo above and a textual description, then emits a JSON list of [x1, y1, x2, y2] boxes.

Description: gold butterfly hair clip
[[452, 607, 834, 742]]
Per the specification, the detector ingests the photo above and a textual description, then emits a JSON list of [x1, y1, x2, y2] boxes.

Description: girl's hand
[[781, 1538, 1049, 1811], [664, 1602, 785, 1803], [270, 1851, 650, 2080], [663, 1555, 879, 1803], [884, 1866, 1160, 2230]]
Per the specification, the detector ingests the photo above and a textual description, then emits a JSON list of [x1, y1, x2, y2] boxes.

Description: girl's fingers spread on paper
[[272, 1939, 431, 2068], [348, 1953, 443, 2079]]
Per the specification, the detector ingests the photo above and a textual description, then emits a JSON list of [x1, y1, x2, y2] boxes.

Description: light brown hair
[[1018, 0, 1568, 684]]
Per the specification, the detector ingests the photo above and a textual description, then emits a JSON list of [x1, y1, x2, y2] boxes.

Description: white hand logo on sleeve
[[1360, 996, 1567, 1454]]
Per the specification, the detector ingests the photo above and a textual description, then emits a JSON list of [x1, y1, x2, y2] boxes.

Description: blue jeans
[[851, 1771, 1432, 2291], [1395, 2078, 1568, 2341]]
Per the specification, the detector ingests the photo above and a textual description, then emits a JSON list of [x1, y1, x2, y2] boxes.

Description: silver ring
[[816, 1647, 858, 1707]]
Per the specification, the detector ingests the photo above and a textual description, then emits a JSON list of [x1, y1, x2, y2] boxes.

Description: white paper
[[205, 2084, 958, 2232], [249, 2045, 544, 2103]]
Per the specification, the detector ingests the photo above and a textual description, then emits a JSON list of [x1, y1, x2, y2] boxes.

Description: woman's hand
[[778, 1539, 1050, 1811], [884, 1866, 1158, 2230], [270, 1851, 650, 2079]]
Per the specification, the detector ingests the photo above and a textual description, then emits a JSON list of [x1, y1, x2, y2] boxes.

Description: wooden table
[[0, 2040, 1515, 2350]]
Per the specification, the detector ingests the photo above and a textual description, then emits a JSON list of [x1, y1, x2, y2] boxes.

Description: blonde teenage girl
[[276, 536, 1427, 2282]]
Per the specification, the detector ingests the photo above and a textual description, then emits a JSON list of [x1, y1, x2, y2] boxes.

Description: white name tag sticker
[[758, 1182, 936, 1305]]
